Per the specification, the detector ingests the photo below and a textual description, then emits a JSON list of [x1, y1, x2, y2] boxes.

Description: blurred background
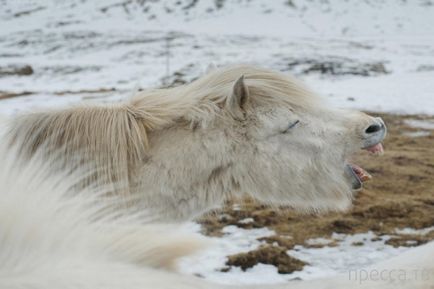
[[1, 0, 433, 285]]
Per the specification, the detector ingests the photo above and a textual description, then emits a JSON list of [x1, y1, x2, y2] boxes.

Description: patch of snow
[[238, 218, 254, 224], [201, 263, 291, 285], [287, 232, 409, 281], [178, 224, 275, 285], [402, 131, 431, 138], [403, 119, 434, 130], [179, 225, 414, 285], [307, 71, 434, 115], [395, 226, 434, 236], [0, 91, 124, 116], [305, 237, 334, 246]]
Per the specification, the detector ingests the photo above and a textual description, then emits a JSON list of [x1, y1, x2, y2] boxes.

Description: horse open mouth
[[346, 143, 384, 191]]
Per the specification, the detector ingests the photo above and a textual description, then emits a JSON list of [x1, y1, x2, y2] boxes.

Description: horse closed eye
[[282, 120, 300, 133]]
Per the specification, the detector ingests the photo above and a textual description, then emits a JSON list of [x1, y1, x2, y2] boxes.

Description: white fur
[[6, 65, 384, 221], [1, 65, 430, 288], [0, 144, 208, 288], [0, 140, 432, 289]]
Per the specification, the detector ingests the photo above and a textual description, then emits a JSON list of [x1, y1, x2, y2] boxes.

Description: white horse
[[0, 122, 432, 289], [2, 65, 432, 289], [7, 65, 386, 220]]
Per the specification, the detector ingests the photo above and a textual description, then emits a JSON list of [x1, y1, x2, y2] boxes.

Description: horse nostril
[[365, 123, 382, 134]]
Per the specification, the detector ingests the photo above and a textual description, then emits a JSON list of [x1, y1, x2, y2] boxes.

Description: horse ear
[[228, 75, 249, 115]]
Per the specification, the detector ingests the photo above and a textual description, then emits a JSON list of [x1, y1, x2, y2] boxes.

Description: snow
[[178, 225, 413, 285], [309, 71, 434, 115], [395, 226, 434, 236], [403, 119, 434, 130], [305, 237, 334, 246], [287, 232, 408, 281], [403, 131, 431, 138], [178, 224, 280, 285], [1, 0, 433, 286], [1, 1, 434, 115], [2, 0, 434, 37], [238, 218, 255, 224]]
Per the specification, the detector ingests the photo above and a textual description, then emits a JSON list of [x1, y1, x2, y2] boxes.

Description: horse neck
[[132, 129, 239, 222]]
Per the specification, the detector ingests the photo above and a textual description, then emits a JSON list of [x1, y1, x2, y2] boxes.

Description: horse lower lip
[[345, 164, 362, 190], [346, 142, 384, 190]]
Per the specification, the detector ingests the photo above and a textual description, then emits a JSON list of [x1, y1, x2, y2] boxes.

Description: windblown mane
[[130, 65, 319, 126], [7, 65, 319, 195], [8, 105, 148, 195]]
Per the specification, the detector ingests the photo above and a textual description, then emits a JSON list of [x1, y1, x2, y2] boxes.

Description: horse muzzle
[[346, 117, 387, 191], [361, 117, 387, 151]]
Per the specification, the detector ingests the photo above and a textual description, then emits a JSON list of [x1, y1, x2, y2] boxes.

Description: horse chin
[[345, 142, 384, 191]]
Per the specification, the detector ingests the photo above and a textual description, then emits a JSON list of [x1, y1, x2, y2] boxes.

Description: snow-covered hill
[[2, 0, 434, 37], [0, 0, 433, 114], [1, 0, 434, 285]]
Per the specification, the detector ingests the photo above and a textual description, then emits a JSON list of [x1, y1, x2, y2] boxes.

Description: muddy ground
[[198, 113, 434, 273]]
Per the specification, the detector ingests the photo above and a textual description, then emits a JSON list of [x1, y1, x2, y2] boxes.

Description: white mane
[[130, 65, 320, 129], [6, 65, 329, 219]]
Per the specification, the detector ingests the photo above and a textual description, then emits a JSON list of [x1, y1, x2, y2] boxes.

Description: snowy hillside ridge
[[1, 0, 434, 37], [1, 0, 434, 114]]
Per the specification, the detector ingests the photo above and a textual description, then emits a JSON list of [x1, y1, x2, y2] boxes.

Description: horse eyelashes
[[283, 120, 300, 133]]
